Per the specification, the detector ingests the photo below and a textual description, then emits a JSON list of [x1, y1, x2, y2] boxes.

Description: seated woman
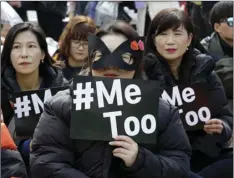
[[1, 22, 68, 171], [30, 20, 192, 178], [144, 8, 233, 176], [53, 15, 97, 81]]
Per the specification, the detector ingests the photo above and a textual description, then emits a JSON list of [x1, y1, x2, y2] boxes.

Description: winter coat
[[144, 50, 233, 158], [52, 50, 83, 81], [1, 65, 68, 126], [1, 122, 28, 178], [30, 87, 192, 178], [201, 32, 233, 112], [1, 64, 68, 171], [36, 1, 67, 18]]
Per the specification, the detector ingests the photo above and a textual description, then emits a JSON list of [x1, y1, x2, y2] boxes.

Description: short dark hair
[[145, 8, 194, 55], [145, 8, 196, 83], [88, 20, 145, 79], [1, 22, 54, 76], [209, 1, 233, 27]]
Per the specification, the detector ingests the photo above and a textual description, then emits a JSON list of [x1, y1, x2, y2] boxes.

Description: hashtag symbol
[[73, 82, 94, 110], [14, 96, 31, 118]]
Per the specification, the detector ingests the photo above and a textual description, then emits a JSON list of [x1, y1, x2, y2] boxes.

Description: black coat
[[1, 149, 28, 178], [30, 88, 192, 178], [201, 32, 233, 111], [1, 65, 68, 126], [144, 50, 233, 158]]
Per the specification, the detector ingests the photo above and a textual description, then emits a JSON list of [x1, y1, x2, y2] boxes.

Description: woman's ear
[[214, 23, 221, 33], [41, 51, 45, 62]]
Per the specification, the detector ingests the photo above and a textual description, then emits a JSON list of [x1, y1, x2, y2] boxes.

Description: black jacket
[[30, 88, 192, 178], [201, 32, 233, 111], [52, 50, 83, 81], [144, 50, 233, 158], [1, 65, 68, 126], [36, 1, 67, 18], [1, 149, 28, 178], [201, 32, 233, 60]]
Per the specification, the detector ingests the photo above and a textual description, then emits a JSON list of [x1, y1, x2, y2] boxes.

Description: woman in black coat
[[144, 8, 233, 176], [1, 22, 68, 173], [30, 20, 192, 178]]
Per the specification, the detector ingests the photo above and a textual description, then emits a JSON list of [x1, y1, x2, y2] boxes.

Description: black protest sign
[[12, 86, 69, 137], [161, 82, 219, 131], [70, 76, 160, 144]]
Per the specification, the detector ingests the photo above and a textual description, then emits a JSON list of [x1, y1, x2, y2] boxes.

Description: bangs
[[70, 22, 96, 41], [154, 10, 187, 36]]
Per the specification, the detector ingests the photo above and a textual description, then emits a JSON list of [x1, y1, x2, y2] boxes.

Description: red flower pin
[[130, 41, 139, 51], [130, 40, 144, 51]]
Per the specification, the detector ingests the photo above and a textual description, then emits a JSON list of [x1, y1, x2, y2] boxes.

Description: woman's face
[[154, 25, 192, 62], [91, 34, 135, 79], [70, 39, 88, 62], [10, 30, 45, 75]]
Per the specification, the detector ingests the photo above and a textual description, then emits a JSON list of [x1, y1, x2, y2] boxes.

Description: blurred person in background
[[1, 1, 23, 44], [8, 1, 36, 22], [36, 1, 67, 41], [53, 16, 97, 81], [201, 1, 233, 112], [186, 1, 219, 40]]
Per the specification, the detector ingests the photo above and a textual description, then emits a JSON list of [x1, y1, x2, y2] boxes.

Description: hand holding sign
[[204, 119, 224, 134], [109, 135, 138, 167], [161, 83, 217, 131]]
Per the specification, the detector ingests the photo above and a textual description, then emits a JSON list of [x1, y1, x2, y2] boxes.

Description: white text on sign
[[103, 111, 156, 138], [161, 86, 211, 126], [14, 89, 53, 118], [73, 79, 157, 138], [73, 79, 142, 110]]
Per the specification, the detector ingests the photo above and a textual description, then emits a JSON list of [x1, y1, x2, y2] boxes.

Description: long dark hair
[[1, 22, 55, 77], [86, 20, 145, 79], [145, 8, 196, 83]]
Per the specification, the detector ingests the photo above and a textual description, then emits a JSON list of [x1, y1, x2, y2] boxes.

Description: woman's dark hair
[[145, 8, 196, 83], [146, 8, 194, 54], [1, 22, 55, 76], [209, 1, 233, 28], [87, 20, 145, 79]]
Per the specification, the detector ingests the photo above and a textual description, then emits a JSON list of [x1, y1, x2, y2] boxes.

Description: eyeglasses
[[71, 40, 88, 49], [221, 17, 233, 27]]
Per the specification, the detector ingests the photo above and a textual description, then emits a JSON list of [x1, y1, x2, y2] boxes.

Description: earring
[[186, 47, 189, 51], [41, 59, 44, 63]]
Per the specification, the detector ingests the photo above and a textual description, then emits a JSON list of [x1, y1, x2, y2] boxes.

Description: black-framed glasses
[[221, 17, 233, 27]]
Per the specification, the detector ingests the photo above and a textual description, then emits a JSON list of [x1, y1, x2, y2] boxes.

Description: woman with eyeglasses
[[53, 16, 97, 81], [144, 8, 233, 178]]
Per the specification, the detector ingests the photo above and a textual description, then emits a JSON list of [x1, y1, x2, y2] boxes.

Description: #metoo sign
[[12, 86, 69, 137], [161, 83, 215, 131], [70, 76, 160, 144]]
